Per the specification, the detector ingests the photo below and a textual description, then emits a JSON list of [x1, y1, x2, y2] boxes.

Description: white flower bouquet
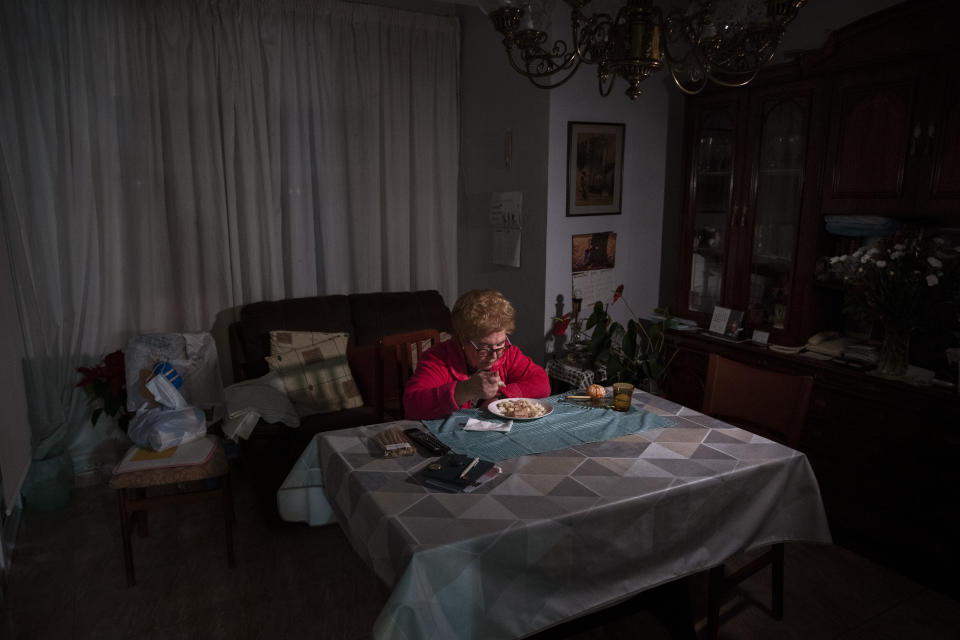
[[826, 231, 959, 376]]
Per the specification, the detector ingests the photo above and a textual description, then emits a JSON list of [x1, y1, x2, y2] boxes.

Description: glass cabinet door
[[687, 109, 735, 314], [747, 97, 808, 329]]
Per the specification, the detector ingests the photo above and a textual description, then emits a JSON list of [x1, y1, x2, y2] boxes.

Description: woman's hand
[[455, 370, 503, 406]]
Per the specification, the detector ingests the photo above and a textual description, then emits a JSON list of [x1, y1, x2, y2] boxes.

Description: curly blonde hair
[[452, 289, 516, 340]]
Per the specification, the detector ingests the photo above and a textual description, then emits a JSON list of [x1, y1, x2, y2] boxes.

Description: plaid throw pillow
[[265, 331, 364, 416]]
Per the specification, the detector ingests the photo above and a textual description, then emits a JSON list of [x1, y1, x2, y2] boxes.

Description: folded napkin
[[463, 417, 512, 432]]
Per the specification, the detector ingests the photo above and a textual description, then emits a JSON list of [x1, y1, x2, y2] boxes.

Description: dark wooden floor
[[2, 464, 959, 639]]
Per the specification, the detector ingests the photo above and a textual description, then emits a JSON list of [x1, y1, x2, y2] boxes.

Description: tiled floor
[[2, 465, 959, 639]]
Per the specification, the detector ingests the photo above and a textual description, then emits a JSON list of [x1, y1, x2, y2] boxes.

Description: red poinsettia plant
[[76, 349, 131, 431]]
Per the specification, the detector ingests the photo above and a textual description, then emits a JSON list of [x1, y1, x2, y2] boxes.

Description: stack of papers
[[843, 344, 879, 365], [648, 314, 699, 331], [114, 435, 215, 474]]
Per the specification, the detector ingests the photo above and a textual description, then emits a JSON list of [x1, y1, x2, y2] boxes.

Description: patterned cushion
[[265, 331, 364, 416]]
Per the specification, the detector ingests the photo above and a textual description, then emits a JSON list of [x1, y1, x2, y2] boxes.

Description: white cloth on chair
[[222, 370, 300, 441]]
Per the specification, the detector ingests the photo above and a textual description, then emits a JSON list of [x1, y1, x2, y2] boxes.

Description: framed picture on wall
[[571, 232, 617, 272], [566, 121, 625, 216]]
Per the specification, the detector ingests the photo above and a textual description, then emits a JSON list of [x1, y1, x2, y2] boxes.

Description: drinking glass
[[612, 382, 634, 412]]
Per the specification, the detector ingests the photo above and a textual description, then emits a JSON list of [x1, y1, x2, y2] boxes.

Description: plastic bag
[[128, 406, 207, 452], [144, 365, 188, 410], [125, 333, 225, 421]]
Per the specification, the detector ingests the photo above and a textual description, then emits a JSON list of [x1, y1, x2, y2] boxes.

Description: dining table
[[278, 389, 831, 640]]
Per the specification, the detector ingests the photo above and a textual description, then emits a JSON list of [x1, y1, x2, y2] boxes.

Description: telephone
[[806, 330, 839, 346], [805, 331, 846, 358]]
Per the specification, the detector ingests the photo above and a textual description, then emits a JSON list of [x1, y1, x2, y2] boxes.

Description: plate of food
[[487, 397, 553, 420]]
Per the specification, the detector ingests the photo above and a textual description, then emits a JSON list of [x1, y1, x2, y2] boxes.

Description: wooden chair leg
[[221, 474, 236, 568], [705, 565, 724, 640], [135, 488, 148, 537], [117, 490, 136, 587], [648, 576, 697, 640], [771, 542, 785, 619]]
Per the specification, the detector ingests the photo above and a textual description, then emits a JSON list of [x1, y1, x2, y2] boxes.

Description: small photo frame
[[709, 306, 746, 340], [567, 122, 625, 216]]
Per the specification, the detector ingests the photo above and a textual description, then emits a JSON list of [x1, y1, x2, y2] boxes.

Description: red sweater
[[402, 339, 551, 420]]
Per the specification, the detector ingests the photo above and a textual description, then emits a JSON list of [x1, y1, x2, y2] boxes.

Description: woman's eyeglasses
[[469, 336, 511, 356]]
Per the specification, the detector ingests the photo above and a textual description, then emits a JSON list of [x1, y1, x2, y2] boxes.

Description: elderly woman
[[403, 289, 550, 420]]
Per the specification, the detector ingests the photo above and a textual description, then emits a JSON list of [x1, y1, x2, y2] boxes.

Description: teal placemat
[[421, 393, 674, 461]]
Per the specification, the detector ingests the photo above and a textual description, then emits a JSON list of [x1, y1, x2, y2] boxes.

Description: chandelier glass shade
[[477, 0, 806, 99]]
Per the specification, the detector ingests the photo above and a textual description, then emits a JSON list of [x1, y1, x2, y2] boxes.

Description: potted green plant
[[585, 285, 677, 394]]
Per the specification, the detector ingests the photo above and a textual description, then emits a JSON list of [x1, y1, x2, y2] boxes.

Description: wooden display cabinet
[[675, 1, 959, 347], [675, 78, 823, 347], [666, 0, 960, 600], [820, 53, 960, 218]]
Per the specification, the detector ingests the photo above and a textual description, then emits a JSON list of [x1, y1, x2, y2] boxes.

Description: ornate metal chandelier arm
[[660, 10, 711, 95], [507, 47, 585, 89], [704, 66, 761, 88], [573, 10, 615, 66], [493, 4, 598, 89], [668, 66, 710, 95], [503, 29, 579, 81]]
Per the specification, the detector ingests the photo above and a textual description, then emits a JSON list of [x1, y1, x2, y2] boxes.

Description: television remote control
[[404, 428, 450, 455]]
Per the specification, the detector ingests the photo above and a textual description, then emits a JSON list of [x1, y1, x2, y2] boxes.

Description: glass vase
[[876, 322, 911, 378]]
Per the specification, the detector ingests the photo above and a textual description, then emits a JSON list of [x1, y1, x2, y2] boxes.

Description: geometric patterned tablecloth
[[315, 390, 832, 640]]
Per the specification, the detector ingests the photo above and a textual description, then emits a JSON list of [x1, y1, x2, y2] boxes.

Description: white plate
[[487, 398, 554, 421]]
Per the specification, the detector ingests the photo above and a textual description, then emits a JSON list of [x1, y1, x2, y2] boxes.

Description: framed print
[[566, 122, 625, 216], [571, 232, 616, 272]]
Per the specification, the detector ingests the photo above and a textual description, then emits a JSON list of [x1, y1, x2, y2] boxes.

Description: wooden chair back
[[702, 353, 813, 448], [702, 353, 815, 637], [375, 329, 441, 422]]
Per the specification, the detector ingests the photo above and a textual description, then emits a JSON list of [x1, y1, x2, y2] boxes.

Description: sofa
[[228, 290, 453, 524]]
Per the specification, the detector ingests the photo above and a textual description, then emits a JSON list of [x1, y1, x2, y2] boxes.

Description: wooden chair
[[701, 353, 814, 639], [109, 435, 235, 586], [375, 329, 440, 422]]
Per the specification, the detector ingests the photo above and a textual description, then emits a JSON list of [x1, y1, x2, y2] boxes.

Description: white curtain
[[0, 0, 459, 475]]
